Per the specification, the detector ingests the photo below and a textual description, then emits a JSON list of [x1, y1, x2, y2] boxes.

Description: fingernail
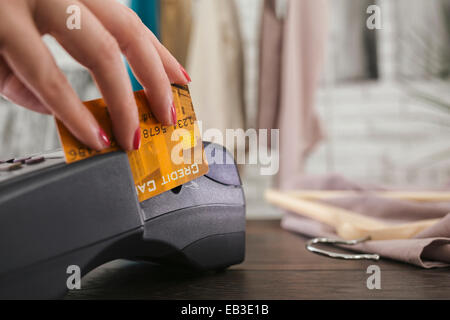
[[99, 128, 111, 148], [133, 127, 141, 150], [180, 64, 191, 83], [171, 102, 177, 125]]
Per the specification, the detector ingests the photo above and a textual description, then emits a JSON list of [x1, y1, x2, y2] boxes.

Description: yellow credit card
[[55, 84, 209, 202]]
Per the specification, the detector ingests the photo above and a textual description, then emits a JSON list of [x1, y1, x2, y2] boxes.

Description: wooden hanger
[[286, 190, 450, 203], [265, 189, 444, 240]]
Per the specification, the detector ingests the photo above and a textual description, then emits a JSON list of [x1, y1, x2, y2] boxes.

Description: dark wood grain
[[66, 220, 450, 300]]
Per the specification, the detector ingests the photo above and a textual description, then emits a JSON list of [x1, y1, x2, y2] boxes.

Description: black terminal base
[[0, 142, 245, 299]]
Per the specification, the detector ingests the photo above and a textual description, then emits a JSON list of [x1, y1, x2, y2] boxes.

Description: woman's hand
[[0, 0, 190, 151]]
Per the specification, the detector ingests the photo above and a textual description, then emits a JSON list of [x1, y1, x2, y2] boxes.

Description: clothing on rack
[[258, 0, 328, 189], [395, 0, 450, 78], [160, 0, 192, 67], [128, 0, 161, 90], [326, 0, 378, 81], [257, 0, 283, 147], [186, 0, 246, 147], [129, 0, 161, 38]]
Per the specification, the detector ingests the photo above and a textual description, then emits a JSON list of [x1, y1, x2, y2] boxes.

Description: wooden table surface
[[66, 220, 450, 299]]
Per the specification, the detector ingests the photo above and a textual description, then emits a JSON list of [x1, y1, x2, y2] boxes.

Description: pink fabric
[[257, 0, 283, 138], [281, 175, 450, 268], [257, 0, 327, 189]]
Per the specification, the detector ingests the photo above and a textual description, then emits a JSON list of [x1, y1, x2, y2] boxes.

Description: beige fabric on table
[[280, 174, 450, 268], [257, 0, 328, 189], [160, 0, 192, 66], [186, 0, 245, 146]]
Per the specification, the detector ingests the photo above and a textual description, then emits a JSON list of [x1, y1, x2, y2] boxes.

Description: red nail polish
[[99, 128, 111, 147], [133, 127, 141, 150], [171, 102, 177, 125], [180, 65, 191, 83]]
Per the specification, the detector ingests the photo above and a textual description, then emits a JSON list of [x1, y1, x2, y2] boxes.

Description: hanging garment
[[395, 0, 450, 79], [160, 0, 192, 67], [327, 0, 378, 81], [186, 0, 245, 146], [257, 0, 283, 145], [280, 174, 450, 268], [129, 0, 161, 38], [258, 0, 328, 189], [128, 0, 161, 90]]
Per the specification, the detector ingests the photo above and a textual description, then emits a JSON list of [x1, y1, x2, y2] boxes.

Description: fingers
[[82, 0, 190, 84], [0, 13, 110, 151], [80, 0, 191, 125], [35, 0, 139, 151], [146, 28, 192, 84], [0, 0, 191, 153], [0, 56, 50, 114]]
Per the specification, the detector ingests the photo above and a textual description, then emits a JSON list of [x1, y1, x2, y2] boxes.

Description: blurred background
[[0, 0, 449, 218]]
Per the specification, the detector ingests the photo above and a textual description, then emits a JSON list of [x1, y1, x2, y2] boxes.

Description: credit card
[[55, 84, 209, 202]]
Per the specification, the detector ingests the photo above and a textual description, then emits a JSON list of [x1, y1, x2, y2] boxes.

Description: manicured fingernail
[[171, 102, 177, 125], [99, 128, 111, 148], [180, 64, 191, 83], [133, 127, 141, 150]]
